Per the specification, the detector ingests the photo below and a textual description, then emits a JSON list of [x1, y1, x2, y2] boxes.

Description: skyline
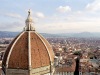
[[0, 0, 100, 34]]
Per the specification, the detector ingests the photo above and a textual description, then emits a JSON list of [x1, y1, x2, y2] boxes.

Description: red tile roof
[[2, 31, 54, 70], [3, 33, 21, 66], [8, 32, 28, 69], [56, 61, 76, 72], [31, 32, 50, 68], [36, 32, 54, 62]]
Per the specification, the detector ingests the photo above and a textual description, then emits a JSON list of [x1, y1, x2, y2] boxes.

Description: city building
[[2, 10, 54, 75]]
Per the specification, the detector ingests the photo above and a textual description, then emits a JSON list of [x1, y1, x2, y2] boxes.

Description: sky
[[0, 0, 100, 34]]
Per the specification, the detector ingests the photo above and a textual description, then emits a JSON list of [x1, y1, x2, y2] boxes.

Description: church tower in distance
[[2, 9, 55, 75]]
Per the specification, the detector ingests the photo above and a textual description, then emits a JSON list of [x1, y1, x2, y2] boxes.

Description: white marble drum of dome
[[2, 9, 55, 75]]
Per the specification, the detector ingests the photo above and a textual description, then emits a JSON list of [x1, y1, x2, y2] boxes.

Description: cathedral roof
[[2, 9, 54, 70]]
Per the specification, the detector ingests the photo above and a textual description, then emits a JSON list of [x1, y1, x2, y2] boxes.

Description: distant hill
[[0, 31, 100, 38], [40, 33, 63, 37], [72, 32, 96, 38], [0, 31, 62, 38], [0, 31, 20, 38], [58, 32, 100, 38]]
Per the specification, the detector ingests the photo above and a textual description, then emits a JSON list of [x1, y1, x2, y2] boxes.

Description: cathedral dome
[[2, 10, 54, 75]]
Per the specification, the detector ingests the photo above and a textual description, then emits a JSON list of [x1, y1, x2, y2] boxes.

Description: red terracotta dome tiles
[[3, 33, 21, 65], [8, 32, 28, 69], [36, 33, 54, 62], [30, 32, 50, 69], [31, 32, 41, 68], [3, 31, 54, 70], [34, 34, 50, 66]]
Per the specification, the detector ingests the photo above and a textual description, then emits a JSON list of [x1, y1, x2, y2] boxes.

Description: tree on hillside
[[90, 56, 93, 59], [0, 41, 2, 44], [3, 40, 10, 44], [63, 47, 67, 52], [73, 52, 81, 56]]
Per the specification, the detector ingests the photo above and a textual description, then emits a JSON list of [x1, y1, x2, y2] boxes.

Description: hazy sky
[[0, 0, 100, 34]]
